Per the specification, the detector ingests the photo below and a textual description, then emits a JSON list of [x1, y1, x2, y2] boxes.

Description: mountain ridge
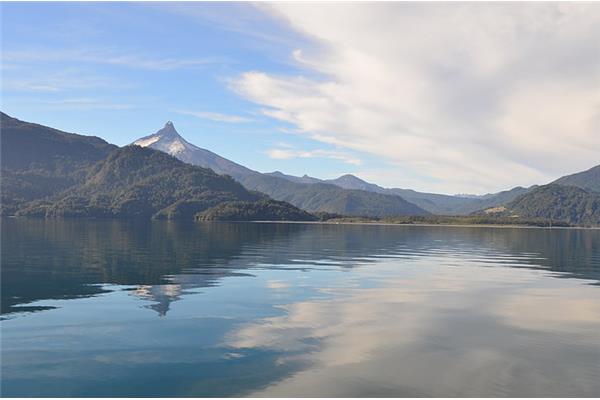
[[0, 113, 312, 221], [308, 172, 535, 215], [130, 121, 600, 219], [133, 122, 429, 217], [13, 145, 262, 219], [3, 112, 599, 225], [132, 122, 256, 179], [552, 165, 600, 193], [0, 112, 118, 215], [482, 184, 600, 226]]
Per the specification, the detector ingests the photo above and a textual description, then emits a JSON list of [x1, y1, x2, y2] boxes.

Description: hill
[[1, 112, 118, 215], [236, 174, 428, 217], [0, 112, 116, 171], [321, 173, 532, 215], [264, 171, 321, 184], [15, 146, 266, 219], [483, 184, 600, 226], [1, 113, 312, 221], [197, 199, 317, 221], [552, 164, 600, 193]]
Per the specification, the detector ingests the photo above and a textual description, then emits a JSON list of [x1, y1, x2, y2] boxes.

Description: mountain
[[264, 171, 321, 184], [278, 172, 473, 214], [467, 186, 535, 211], [0, 112, 117, 170], [552, 164, 600, 193], [197, 199, 317, 222], [237, 174, 427, 217], [483, 184, 600, 226], [132, 123, 429, 217], [320, 173, 532, 215], [15, 145, 267, 219], [133, 121, 255, 179], [1, 112, 118, 215], [1, 113, 311, 221], [132, 122, 537, 217], [325, 174, 385, 193], [4, 113, 599, 225]]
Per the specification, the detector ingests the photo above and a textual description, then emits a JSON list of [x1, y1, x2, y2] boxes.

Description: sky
[[2, 2, 599, 195]]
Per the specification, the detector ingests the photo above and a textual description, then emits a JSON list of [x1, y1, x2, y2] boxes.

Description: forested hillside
[[0, 113, 315, 221], [1, 112, 117, 215], [552, 165, 600, 193], [483, 184, 600, 226]]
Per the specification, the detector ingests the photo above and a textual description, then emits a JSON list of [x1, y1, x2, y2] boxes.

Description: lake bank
[[249, 219, 600, 230]]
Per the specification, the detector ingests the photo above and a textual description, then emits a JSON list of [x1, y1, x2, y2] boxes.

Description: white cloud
[[232, 3, 600, 193], [3, 49, 224, 71], [267, 147, 363, 166], [174, 110, 252, 123], [158, 2, 308, 51]]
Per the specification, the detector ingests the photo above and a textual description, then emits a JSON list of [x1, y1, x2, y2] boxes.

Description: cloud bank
[[174, 110, 252, 123], [3, 49, 223, 71], [267, 147, 362, 166], [232, 3, 600, 193]]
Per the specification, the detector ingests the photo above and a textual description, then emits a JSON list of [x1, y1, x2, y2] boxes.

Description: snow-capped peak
[[131, 121, 256, 178], [132, 121, 197, 156], [133, 121, 180, 146], [154, 121, 178, 137]]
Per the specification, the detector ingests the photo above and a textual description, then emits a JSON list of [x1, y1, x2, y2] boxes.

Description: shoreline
[[4, 216, 599, 230], [249, 220, 600, 230]]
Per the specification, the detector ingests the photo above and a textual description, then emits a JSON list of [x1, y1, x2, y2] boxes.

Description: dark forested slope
[[552, 164, 600, 193], [1, 112, 117, 214], [197, 199, 317, 222], [483, 184, 600, 226], [1, 113, 310, 221], [237, 174, 428, 217], [16, 146, 265, 219]]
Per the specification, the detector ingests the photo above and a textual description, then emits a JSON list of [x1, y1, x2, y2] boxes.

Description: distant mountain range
[[131, 121, 599, 225], [134, 122, 428, 217], [2, 112, 599, 225], [131, 122, 544, 216], [318, 173, 534, 215]]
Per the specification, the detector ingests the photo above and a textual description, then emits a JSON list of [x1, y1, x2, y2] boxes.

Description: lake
[[1, 218, 599, 397]]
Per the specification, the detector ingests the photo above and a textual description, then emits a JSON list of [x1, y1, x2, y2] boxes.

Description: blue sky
[[1, 2, 377, 182], [2, 3, 599, 194]]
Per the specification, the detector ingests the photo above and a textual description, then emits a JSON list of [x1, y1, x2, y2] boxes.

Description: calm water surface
[[1, 219, 599, 397]]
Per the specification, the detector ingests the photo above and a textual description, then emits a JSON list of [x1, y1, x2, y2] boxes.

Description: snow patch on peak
[[134, 136, 161, 147], [167, 139, 187, 154]]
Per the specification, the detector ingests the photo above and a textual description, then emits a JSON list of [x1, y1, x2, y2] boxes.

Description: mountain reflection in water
[[1, 219, 599, 397]]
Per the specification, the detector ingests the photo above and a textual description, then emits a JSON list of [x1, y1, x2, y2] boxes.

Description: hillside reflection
[[2, 219, 599, 317]]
